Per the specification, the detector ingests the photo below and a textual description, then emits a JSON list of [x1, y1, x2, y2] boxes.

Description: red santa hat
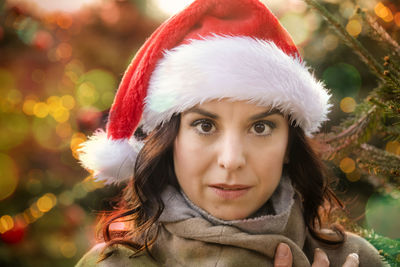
[[78, 0, 332, 184]]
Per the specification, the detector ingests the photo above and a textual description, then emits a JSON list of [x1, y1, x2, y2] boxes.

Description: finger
[[311, 248, 330, 267], [274, 243, 293, 267], [342, 253, 359, 267]]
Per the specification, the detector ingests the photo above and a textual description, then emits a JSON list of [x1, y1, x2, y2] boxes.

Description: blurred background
[[0, 0, 399, 266]]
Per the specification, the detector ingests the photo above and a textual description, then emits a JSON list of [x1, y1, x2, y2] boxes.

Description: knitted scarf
[[159, 174, 295, 235]]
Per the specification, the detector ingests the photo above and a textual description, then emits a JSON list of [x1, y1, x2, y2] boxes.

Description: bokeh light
[[33, 102, 50, 118], [340, 97, 356, 113], [374, 2, 394, 23], [323, 34, 339, 51], [346, 170, 361, 182], [323, 63, 361, 99], [60, 241, 77, 258], [0, 215, 14, 234], [339, 157, 356, 173], [339, 1, 354, 18], [32, 117, 69, 151], [76, 69, 116, 110], [70, 132, 87, 159], [346, 19, 362, 37], [36, 193, 57, 213], [0, 154, 18, 201]]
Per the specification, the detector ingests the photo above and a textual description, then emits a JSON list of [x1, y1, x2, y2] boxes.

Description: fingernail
[[276, 243, 290, 257], [349, 253, 359, 262]]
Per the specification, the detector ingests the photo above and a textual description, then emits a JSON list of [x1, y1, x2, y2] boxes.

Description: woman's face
[[173, 100, 289, 220]]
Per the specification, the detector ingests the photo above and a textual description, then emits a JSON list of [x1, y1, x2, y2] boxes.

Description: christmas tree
[[305, 0, 400, 266]]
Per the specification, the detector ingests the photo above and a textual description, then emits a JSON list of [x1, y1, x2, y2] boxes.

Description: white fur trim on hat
[[78, 130, 144, 184], [143, 35, 332, 136]]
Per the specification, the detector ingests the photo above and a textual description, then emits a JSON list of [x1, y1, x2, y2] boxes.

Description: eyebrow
[[183, 107, 281, 120]]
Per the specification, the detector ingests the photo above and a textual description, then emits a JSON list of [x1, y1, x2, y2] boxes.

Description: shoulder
[[306, 230, 386, 267], [75, 242, 159, 267]]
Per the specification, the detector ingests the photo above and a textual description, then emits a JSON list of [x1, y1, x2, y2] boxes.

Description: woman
[[76, 0, 384, 266]]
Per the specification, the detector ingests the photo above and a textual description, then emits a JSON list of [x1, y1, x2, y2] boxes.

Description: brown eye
[[201, 122, 213, 132], [254, 123, 265, 134], [250, 121, 275, 136], [192, 119, 216, 135]]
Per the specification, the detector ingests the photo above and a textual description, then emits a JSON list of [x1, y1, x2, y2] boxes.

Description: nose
[[217, 132, 246, 171]]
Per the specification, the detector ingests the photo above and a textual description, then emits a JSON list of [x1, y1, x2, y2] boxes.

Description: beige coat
[[76, 199, 384, 266]]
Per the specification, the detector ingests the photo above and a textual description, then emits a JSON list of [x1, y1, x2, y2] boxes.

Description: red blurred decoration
[[0, 224, 26, 244], [77, 107, 104, 131], [33, 30, 54, 50]]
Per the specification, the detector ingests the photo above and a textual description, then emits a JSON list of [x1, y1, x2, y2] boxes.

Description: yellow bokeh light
[[23, 99, 37, 115], [33, 102, 49, 118], [0, 153, 18, 201], [51, 107, 70, 123], [76, 82, 99, 107], [70, 132, 87, 159], [60, 241, 77, 258], [386, 141, 400, 155], [29, 203, 44, 219], [375, 2, 393, 22], [340, 157, 356, 173], [32, 117, 69, 151], [61, 95, 75, 110], [0, 215, 14, 234], [47, 96, 62, 110], [23, 209, 35, 224], [346, 170, 361, 182], [340, 97, 356, 113], [37, 193, 57, 213], [346, 19, 362, 37]]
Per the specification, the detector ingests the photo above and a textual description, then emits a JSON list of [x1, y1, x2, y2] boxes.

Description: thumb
[[311, 248, 330, 267], [274, 243, 293, 267]]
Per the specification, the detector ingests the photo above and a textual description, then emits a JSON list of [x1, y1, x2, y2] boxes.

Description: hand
[[273, 243, 360, 267]]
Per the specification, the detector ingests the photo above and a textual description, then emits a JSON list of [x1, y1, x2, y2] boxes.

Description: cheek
[[251, 142, 287, 176], [173, 134, 210, 184]]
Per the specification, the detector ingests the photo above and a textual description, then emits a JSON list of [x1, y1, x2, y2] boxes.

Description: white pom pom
[[78, 130, 144, 184]]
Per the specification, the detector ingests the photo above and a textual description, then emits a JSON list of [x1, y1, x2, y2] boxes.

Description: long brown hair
[[99, 114, 345, 259]]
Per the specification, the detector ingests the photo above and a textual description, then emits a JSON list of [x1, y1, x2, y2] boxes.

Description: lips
[[209, 184, 252, 199]]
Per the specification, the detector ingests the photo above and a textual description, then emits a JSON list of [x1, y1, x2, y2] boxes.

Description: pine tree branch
[[304, 0, 384, 78], [356, 144, 400, 184], [325, 105, 376, 143]]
